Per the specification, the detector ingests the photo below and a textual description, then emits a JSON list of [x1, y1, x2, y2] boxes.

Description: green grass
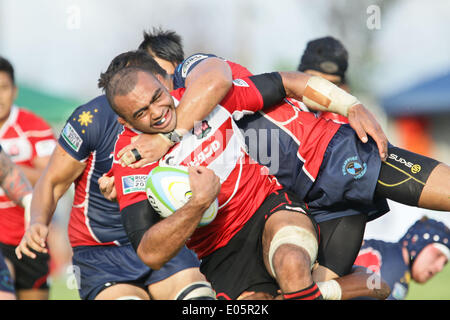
[[49, 275, 80, 300], [406, 265, 450, 300]]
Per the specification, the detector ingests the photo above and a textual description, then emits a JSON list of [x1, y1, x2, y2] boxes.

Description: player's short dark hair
[[297, 36, 348, 82], [138, 27, 185, 65], [98, 50, 167, 91], [0, 56, 15, 84], [104, 66, 156, 118]]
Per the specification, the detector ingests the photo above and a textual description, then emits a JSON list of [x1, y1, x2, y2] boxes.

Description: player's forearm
[[335, 268, 391, 300], [279, 71, 360, 117], [0, 151, 33, 205], [137, 199, 209, 270], [174, 57, 232, 133], [29, 147, 84, 226], [29, 179, 60, 226]]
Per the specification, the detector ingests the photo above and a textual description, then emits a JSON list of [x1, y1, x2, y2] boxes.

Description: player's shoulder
[[70, 95, 115, 119], [15, 107, 52, 130]]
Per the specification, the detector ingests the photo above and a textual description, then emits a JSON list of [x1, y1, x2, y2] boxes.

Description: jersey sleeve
[[220, 73, 287, 120], [18, 109, 56, 159], [58, 104, 101, 161], [173, 53, 254, 90], [173, 53, 218, 89]]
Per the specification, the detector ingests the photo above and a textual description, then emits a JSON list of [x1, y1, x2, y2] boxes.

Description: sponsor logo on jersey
[[61, 123, 83, 152], [342, 156, 367, 179], [232, 79, 249, 87], [181, 54, 208, 77], [122, 175, 147, 194]]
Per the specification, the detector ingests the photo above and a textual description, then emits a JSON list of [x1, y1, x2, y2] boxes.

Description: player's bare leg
[[377, 147, 450, 211], [262, 210, 321, 299], [17, 289, 48, 300], [94, 283, 150, 300], [0, 291, 15, 299], [418, 163, 450, 210], [148, 267, 215, 300]]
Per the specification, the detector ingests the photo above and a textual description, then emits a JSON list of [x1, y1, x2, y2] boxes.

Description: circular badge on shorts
[[342, 156, 367, 179]]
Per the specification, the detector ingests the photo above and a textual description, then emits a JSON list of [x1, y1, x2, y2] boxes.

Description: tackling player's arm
[[315, 266, 390, 300], [279, 71, 388, 160], [15, 145, 86, 259], [122, 166, 220, 270], [117, 57, 232, 167], [0, 149, 33, 207]]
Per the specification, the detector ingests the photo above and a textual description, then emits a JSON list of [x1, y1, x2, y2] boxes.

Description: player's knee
[[268, 226, 318, 277], [174, 281, 216, 300], [115, 296, 145, 300]]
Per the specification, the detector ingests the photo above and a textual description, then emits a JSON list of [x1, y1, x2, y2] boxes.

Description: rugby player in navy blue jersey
[[355, 216, 450, 300]]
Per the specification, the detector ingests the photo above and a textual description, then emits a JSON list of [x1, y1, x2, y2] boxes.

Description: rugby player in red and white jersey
[[106, 65, 325, 300], [15, 49, 235, 300], [0, 56, 56, 300], [0, 147, 34, 300]]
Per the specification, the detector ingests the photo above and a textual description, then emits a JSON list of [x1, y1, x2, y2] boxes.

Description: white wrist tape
[[317, 279, 342, 300], [268, 226, 318, 277], [302, 76, 360, 117], [21, 193, 32, 226]]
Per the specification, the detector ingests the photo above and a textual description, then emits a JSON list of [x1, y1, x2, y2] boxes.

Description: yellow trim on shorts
[[377, 161, 426, 187]]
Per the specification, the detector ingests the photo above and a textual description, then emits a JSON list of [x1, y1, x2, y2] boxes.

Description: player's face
[[411, 244, 448, 283], [0, 72, 17, 122], [114, 71, 176, 134]]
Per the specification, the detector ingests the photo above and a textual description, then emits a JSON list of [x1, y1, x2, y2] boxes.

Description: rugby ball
[[145, 165, 218, 227]]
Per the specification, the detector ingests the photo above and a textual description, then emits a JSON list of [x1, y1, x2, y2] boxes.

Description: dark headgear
[[297, 36, 348, 81], [400, 216, 450, 268]]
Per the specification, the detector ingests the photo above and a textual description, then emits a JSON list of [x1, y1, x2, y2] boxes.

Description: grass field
[[406, 264, 450, 300], [48, 265, 450, 300]]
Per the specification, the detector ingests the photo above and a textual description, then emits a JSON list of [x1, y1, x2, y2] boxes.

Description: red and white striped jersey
[[0, 106, 56, 245], [114, 81, 282, 259]]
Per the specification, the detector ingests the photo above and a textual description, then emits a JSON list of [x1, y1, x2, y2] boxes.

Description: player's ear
[[117, 116, 126, 125], [13, 86, 18, 100], [117, 116, 133, 130]]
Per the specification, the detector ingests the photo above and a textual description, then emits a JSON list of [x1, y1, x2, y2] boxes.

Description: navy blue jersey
[[58, 95, 128, 247], [173, 54, 388, 223], [355, 239, 411, 300]]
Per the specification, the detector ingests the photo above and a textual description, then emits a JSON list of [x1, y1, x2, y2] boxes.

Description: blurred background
[[0, 0, 449, 300]]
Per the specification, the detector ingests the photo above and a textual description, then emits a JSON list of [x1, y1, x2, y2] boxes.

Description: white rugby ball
[[145, 165, 218, 227]]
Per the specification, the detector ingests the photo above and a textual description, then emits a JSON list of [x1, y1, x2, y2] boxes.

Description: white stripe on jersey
[[159, 102, 251, 208], [82, 150, 102, 243]]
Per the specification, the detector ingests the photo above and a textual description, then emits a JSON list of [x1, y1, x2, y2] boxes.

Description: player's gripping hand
[[117, 133, 172, 168], [188, 166, 221, 210], [98, 174, 117, 202], [347, 104, 388, 161], [15, 222, 49, 260]]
